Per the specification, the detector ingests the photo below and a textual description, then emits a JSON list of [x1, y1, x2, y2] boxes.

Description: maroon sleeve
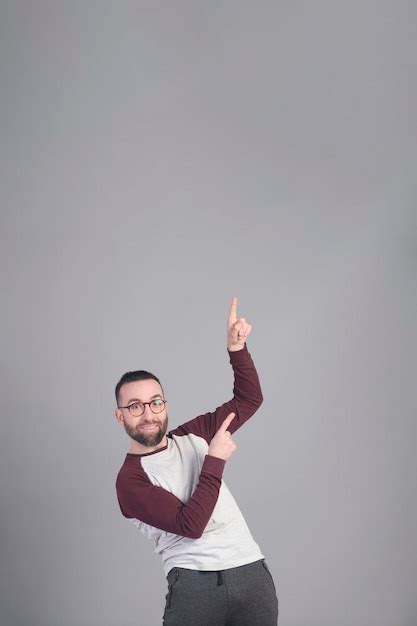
[[170, 344, 263, 444], [116, 454, 225, 539]]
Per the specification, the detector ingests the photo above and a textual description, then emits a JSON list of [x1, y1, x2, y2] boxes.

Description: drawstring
[[217, 570, 224, 586]]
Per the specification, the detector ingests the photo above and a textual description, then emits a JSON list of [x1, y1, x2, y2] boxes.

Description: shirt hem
[[162, 552, 265, 577]]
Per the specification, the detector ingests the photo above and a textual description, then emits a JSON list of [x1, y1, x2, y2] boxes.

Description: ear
[[115, 408, 124, 425]]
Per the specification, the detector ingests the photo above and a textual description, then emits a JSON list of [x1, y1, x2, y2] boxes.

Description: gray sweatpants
[[162, 558, 279, 625]]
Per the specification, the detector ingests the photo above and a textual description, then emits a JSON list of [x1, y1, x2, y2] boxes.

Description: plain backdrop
[[1, 2, 416, 625]]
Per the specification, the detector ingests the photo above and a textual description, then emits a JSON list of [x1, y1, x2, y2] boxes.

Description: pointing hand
[[208, 412, 237, 461], [227, 296, 252, 352]]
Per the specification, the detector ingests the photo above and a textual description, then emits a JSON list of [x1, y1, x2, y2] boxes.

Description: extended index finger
[[219, 412, 236, 432], [228, 296, 238, 326]]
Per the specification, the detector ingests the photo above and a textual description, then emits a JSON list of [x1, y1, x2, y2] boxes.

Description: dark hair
[[115, 370, 163, 407]]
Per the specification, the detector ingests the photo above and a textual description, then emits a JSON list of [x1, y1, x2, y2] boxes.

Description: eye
[[129, 402, 142, 411], [152, 399, 163, 406]]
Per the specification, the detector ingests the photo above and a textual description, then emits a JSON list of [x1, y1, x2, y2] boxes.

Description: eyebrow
[[126, 394, 163, 404]]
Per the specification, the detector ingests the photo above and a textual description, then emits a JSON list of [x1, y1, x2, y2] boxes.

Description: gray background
[[1, 2, 416, 625]]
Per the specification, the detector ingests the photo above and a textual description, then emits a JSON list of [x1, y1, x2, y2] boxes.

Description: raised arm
[[172, 297, 263, 443]]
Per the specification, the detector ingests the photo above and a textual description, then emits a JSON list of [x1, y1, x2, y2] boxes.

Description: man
[[115, 297, 278, 625]]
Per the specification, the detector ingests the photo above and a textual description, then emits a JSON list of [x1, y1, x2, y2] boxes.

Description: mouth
[[140, 424, 159, 431]]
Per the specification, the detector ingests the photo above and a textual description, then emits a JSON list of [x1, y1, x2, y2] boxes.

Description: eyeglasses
[[119, 398, 167, 417]]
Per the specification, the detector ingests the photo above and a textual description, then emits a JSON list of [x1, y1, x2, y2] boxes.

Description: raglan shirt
[[115, 344, 265, 577]]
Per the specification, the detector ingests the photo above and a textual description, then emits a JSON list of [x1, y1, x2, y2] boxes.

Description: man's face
[[116, 378, 168, 448]]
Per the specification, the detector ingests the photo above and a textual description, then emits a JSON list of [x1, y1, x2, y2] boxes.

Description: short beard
[[124, 414, 168, 448]]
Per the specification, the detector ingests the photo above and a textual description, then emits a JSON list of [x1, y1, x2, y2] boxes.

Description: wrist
[[228, 344, 245, 352]]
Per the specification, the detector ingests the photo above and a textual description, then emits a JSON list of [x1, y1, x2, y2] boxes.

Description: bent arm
[[116, 454, 225, 539], [171, 344, 263, 444]]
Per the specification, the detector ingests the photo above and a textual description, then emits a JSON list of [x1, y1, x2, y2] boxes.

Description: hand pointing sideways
[[208, 412, 237, 461]]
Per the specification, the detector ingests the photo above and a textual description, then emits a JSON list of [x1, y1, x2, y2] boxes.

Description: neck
[[128, 435, 168, 455]]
